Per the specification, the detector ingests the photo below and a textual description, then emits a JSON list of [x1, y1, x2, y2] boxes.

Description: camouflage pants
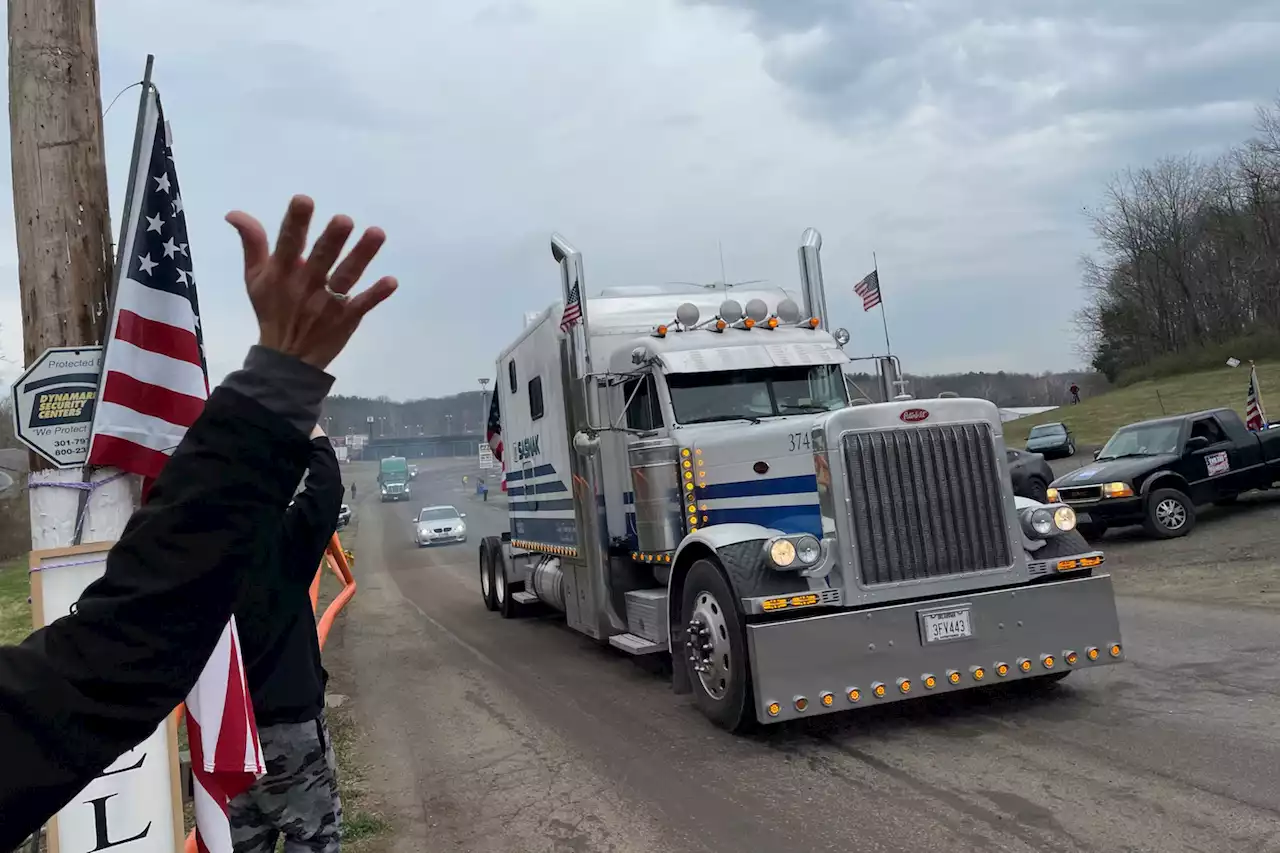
[[229, 713, 342, 853]]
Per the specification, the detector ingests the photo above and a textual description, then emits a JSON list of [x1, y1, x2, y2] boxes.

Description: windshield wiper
[[682, 415, 762, 425], [1096, 452, 1153, 461], [778, 404, 829, 414]]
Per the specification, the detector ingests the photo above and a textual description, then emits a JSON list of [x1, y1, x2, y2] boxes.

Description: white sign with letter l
[[29, 544, 183, 853]]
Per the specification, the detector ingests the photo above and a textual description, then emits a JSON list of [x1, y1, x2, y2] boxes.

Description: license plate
[[920, 608, 973, 644], [1075, 512, 1092, 524]]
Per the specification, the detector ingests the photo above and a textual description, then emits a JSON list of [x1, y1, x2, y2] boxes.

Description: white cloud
[[0, 0, 1277, 398]]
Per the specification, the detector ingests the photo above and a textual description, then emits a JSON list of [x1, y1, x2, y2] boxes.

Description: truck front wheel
[[681, 559, 753, 732], [1144, 488, 1196, 539]]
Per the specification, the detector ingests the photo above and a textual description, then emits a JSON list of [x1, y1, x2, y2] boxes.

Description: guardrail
[[180, 532, 355, 851]]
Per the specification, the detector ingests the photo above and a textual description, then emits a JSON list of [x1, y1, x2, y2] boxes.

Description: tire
[[1026, 477, 1049, 503], [1077, 522, 1108, 542], [479, 541, 497, 611], [680, 559, 754, 732], [1066, 442, 1076, 457], [1143, 488, 1196, 539], [494, 551, 520, 619]]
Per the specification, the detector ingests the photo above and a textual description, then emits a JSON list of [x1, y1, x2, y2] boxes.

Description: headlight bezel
[[1018, 503, 1076, 539], [765, 534, 824, 570]]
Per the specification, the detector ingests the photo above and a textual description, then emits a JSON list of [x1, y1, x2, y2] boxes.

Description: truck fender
[[1139, 471, 1190, 498], [664, 524, 798, 695]]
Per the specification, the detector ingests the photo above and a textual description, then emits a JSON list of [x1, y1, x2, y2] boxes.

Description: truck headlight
[[768, 539, 797, 568], [794, 535, 821, 565], [1020, 505, 1076, 538]]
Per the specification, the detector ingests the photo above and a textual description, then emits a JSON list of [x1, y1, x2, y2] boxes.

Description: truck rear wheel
[[681, 559, 753, 732], [479, 540, 497, 611]]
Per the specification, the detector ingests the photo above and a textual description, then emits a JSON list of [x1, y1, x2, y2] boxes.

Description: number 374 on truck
[[476, 229, 1125, 731]]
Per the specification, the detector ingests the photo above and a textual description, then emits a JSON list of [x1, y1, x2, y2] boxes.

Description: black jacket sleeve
[[0, 347, 331, 850], [280, 437, 344, 585]]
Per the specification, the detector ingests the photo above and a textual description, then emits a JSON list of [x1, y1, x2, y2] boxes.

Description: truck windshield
[[667, 364, 848, 425], [1098, 422, 1182, 459]]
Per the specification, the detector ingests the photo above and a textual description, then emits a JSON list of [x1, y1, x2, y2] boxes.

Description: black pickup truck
[[1048, 408, 1280, 539]]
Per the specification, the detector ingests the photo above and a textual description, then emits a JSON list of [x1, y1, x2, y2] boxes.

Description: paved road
[[329, 459, 1280, 853]]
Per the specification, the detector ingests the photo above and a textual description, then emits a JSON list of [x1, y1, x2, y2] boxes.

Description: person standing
[[1070, 382, 1081, 404], [229, 423, 345, 852]]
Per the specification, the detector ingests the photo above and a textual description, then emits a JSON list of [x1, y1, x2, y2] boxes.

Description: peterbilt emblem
[[900, 408, 930, 423]]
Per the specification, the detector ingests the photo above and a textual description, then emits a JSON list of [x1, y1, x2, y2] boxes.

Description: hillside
[[1004, 362, 1279, 447]]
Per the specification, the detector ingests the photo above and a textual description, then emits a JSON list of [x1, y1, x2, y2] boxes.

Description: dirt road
[[326, 459, 1280, 853]]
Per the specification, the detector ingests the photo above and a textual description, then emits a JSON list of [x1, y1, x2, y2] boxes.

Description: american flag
[[854, 269, 882, 311], [86, 86, 262, 853], [1246, 364, 1267, 431], [560, 279, 583, 332], [486, 379, 504, 464]]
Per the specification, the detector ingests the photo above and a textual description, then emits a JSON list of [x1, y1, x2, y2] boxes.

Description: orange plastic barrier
[[182, 532, 355, 851]]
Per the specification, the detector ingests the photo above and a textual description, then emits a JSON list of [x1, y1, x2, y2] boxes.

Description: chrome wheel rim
[[495, 562, 506, 603], [480, 555, 491, 599], [687, 590, 732, 700], [1156, 498, 1187, 530]]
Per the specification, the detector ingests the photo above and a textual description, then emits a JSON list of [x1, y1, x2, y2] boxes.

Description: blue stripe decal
[[511, 516, 578, 546], [703, 505, 822, 537], [624, 491, 634, 504], [507, 479, 569, 497], [698, 475, 818, 500], [505, 464, 557, 483], [510, 498, 576, 512]]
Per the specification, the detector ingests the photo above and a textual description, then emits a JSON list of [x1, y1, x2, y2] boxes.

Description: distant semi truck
[[378, 456, 410, 502]]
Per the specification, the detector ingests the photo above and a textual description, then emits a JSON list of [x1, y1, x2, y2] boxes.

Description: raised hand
[[225, 195, 398, 371]]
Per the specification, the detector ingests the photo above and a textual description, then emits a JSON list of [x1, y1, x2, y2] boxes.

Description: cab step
[[511, 591, 539, 605], [608, 632, 664, 655]]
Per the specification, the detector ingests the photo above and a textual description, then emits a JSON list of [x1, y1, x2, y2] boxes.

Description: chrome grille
[[1058, 485, 1102, 502], [842, 423, 1013, 586]]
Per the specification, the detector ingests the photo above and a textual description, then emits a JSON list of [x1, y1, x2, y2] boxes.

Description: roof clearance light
[[872, 682, 887, 698], [897, 678, 912, 694], [821, 692, 835, 707], [1086, 646, 1100, 661], [766, 317, 779, 329], [654, 324, 668, 338], [806, 317, 820, 329], [743, 318, 756, 329], [767, 702, 781, 717], [847, 687, 861, 703], [1109, 643, 1122, 657], [675, 302, 700, 328], [1018, 658, 1033, 672], [794, 696, 809, 712], [776, 298, 802, 324], [947, 670, 961, 684], [715, 319, 727, 331]]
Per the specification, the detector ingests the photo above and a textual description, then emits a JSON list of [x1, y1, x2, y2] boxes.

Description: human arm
[[280, 430, 345, 585], [0, 353, 325, 846], [0, 195, 397, 847]]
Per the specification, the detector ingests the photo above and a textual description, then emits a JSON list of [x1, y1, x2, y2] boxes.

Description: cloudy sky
[[2, 0, 1278, 399]]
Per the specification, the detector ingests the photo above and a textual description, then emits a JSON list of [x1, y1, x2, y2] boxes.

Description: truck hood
[[1050, 453, 1178, 488], [678, 415, 824, 538]]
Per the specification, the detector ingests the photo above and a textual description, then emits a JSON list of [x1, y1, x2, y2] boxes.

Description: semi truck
[[378, 456, 410, 502], [476, 230, 1125, 731]]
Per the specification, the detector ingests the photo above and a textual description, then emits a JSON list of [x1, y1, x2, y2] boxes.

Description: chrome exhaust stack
[[549, 234, 623, 638], [797, 228, 829, 329]]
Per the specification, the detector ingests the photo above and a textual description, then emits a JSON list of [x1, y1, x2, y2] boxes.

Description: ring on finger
[[324, 284, 351, 302]]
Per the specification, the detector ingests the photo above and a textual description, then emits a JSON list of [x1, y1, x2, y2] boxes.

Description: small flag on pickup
[[1246, 363, 1267, 431]]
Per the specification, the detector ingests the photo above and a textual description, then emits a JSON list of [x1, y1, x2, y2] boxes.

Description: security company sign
[[11, 346, 103, 468]]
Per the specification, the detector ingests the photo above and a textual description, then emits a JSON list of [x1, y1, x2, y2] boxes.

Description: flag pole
[[73, 54, 154, 546], [873, 252, 892, 357]]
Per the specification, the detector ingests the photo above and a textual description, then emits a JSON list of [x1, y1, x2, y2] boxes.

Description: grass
[[1005, 361, 1280, 447], [0, 554, 31, 646], [1115, 332, 1280, 386], [316, 501, 391, 849]]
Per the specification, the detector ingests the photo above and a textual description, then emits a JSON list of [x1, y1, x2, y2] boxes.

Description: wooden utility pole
[[10, 0, 114, 370], [9, 1, 136, 547]]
